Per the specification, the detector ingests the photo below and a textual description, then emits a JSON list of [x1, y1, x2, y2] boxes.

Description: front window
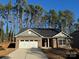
[[59, 40, 62, 45], [63, 40, 66, 44], [59, 40, 66, 45]]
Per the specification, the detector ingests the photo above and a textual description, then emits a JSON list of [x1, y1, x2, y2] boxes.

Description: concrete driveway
[[2, 48, 48, 59]]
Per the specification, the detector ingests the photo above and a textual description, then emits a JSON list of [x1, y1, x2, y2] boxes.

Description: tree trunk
[[19, 18, 22, 32]]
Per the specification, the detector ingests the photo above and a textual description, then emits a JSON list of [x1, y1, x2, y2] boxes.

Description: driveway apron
[[3, 48, 48, 59]]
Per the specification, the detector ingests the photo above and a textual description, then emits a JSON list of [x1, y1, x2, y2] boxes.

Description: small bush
[[0, 46, 5, 50]]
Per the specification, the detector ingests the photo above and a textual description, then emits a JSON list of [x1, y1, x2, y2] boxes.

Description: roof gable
[[15, 28, 59, 37], [53, 31, 72, 38], [15, 29, 43, 37]]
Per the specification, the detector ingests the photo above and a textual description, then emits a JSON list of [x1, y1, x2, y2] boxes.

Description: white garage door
[[19, 40, 38, 48]]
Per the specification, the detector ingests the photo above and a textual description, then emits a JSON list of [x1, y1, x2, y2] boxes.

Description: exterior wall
[[66, 39, 72, 49], [16, 37, 19, 48], [58, 38, 65, 48], [15, 36, 71, 49], [57, 38, 70, 48], [53, 39, 57, 48], [16, 36, 42, 48], [53, 38, 71, 49], [38, 38, 42, 48]]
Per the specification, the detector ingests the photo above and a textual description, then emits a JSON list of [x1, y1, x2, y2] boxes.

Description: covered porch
[[41, 38, 53, 49]]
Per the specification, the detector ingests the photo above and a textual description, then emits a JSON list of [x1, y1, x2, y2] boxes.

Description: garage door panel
[[19, 40, 38, 48], [32, 42, 38, 48], [19, 42, 26, 48], [30, 41, 38, 48]]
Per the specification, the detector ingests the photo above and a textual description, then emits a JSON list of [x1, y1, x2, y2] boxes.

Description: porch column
[[56, 38, 58, 48], [13, 38, 14, 43], [48, 38, 49, 47]]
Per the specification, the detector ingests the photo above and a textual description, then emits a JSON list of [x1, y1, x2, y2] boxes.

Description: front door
[[42, 38, 53, 48], [42, 38, 48, 47]]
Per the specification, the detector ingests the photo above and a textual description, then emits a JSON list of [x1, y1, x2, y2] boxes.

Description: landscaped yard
[[42, 48, 79, 59], [42, 48, 65, 59], [1, 41, 79, 59]]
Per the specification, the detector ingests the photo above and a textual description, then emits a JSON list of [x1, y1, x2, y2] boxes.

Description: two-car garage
[[19, 40, 38, 48], [15, 29, 42, 48]]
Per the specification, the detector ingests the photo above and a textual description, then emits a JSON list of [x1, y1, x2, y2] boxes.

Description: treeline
[[0, 0, 79, 42]]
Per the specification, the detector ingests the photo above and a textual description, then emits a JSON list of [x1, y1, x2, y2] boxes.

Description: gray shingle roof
[[31, 28, 59, 37]]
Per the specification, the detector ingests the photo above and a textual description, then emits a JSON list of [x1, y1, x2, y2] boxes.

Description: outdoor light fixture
[[28, 30, 32, 34]]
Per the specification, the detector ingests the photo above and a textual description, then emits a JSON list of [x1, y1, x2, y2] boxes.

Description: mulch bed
[[42, 48, 66, 59], [42, 48, 79, 59], [0, 41, 15, 56], [0, 48, 15, 56], [0, 46, 5, 50]]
